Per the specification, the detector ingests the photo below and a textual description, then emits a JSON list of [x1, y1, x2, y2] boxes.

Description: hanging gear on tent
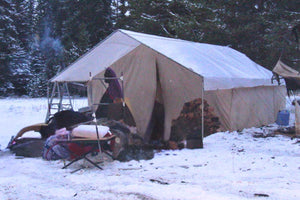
[[96, 67, 123, 118]]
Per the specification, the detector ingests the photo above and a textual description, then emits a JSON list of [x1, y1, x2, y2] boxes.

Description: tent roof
[[51, 29, 275, 90], [51, 30, 140, 82]]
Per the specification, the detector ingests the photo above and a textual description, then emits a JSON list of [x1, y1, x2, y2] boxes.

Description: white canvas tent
[[51, 29, 286, 141]]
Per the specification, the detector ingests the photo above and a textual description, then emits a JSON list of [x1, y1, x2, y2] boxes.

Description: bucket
[[275, 110, 290, 126]]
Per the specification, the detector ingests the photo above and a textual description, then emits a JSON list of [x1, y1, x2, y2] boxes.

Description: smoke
[[40, 22, 63, 57], [38, 20, 65, 76]]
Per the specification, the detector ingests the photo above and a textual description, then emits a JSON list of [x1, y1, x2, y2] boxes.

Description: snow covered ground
[[0, 98, 299, 200]]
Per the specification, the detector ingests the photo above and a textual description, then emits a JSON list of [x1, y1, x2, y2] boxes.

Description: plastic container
[[275, 110, 290, 126]]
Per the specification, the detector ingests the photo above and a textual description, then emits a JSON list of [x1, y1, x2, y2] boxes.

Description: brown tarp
[[273, 60, 300, 78], [273, 60, 300, 94]]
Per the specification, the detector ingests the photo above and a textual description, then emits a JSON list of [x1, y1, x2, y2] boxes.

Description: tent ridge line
[[119, 29, 220, 48]]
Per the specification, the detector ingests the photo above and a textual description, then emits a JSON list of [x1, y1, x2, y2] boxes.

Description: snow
[[0, 98, 300, 200]]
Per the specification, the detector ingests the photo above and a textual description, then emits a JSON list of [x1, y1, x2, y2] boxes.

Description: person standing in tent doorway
[[96, 67, 123, 118]]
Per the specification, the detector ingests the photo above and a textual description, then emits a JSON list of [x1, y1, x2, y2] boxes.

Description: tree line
[[0, 0, 299, 97]]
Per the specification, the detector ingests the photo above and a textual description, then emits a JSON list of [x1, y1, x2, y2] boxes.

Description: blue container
[[275, 110, 290, 126]]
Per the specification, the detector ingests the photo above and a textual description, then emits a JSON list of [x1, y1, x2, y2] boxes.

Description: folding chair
[[60, 135, 116, 170]]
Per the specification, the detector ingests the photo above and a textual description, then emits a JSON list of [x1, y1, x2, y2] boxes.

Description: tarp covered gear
[[8, 138, 45, 158], [49, 110, 93, 130], [51, 29, 286, 141], [272, 60, 300, 95]]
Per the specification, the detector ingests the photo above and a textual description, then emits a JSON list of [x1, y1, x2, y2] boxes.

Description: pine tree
[[62, 0, 113, 65], [9, 44, 31, 96], [0, 0, 33, 96], [260, 0, 300, 69], [114, 0, 221, 43], [81, 0, 113, 45], [36, 0, 64, 80], [208, 0, 300, 69], [8, 0, 36, 95], [166, 0, 222, 42], [13, 1, 34, 51], [112, 0, 128, 28], [28, 36, 47, 97], [0, 0, 16, 95], [116, 0, 172, 36], [64, 22, 91, 64]]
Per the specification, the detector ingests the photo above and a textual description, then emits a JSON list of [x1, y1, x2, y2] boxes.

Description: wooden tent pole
[[89, 72, 103, 160]]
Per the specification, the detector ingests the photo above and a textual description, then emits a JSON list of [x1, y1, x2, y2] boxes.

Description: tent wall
[[155, 53, 203, 141], [89, 45, 157, 138], [88, 45, 204, 141], [204, 89, 233, 130], [273, 86, 287, 114], [205, 85, 286, 131]]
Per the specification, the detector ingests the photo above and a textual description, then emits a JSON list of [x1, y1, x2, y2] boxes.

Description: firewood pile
[[170, 98, 221, 147]]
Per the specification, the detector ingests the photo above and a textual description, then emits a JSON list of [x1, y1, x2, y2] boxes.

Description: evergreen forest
[[0, 0, 299, 97]]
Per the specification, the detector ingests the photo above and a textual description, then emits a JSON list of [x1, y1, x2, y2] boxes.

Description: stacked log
[[170, 98, 220, 148]]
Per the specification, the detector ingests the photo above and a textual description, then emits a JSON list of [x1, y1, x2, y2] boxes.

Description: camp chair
[[55, 125, 116, 170]]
